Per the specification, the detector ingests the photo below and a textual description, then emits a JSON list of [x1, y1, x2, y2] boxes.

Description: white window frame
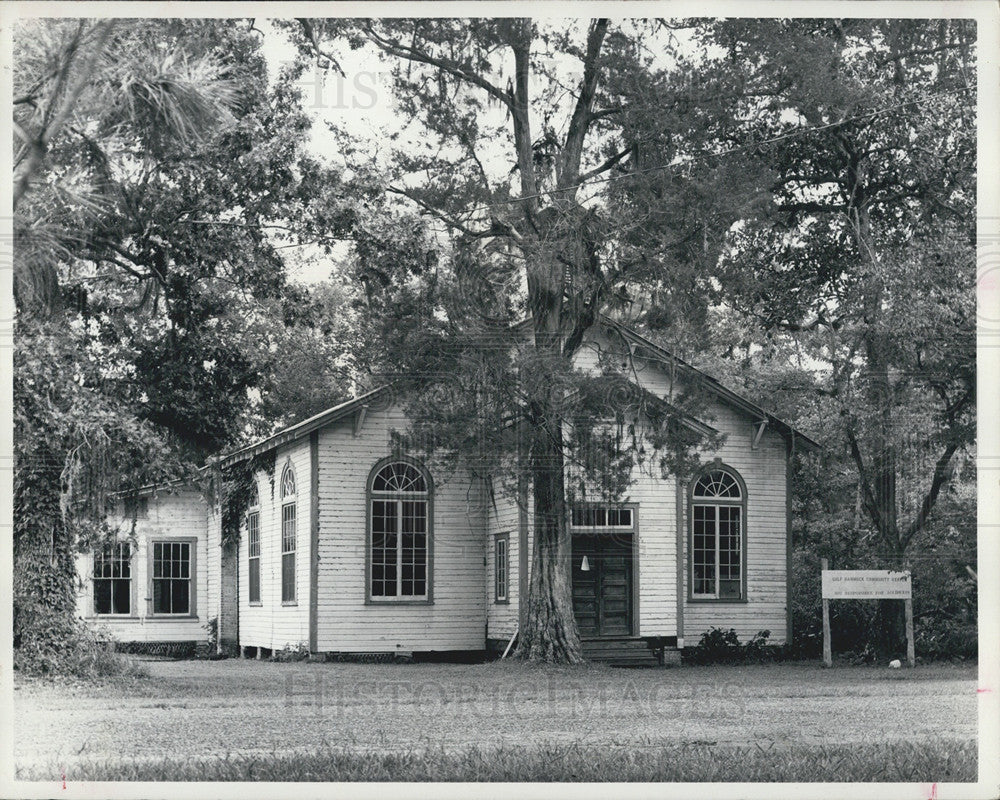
[[690, 466, 746, 602], [93, 541, 133, 616], [280, 465, 296, 605], [367, 459, 433, 603], [495, 533, 509, 603], [150, 538, 196, 616], [247, 485, 261, 605], [569, 505, 634, 530]]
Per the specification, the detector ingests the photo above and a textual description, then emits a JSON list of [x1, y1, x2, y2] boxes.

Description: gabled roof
[[218, 320, 818, 467], [600, 318, 820, 451], [218, 386, 390, 468]]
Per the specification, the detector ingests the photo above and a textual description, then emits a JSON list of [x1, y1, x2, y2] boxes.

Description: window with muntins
[[280, 465, 296, 603], [570, 506, 633, 528], [152, 541, 192, 614], [247, 484, 261, 604], [495, 534, 509, 602], [94, 542, 131, 615], [691, 467, 745, 600], [369, 460, 431, 601]]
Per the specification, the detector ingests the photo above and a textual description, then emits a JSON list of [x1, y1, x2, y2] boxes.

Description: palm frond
[[114, 50, 240, 148]]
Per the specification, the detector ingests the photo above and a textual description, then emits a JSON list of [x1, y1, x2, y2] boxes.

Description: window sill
[[281, 601, 298, 607], [146, 614, 201, 620], [85, 615, 138, 621], [687, 597, 748, 604], [249, 601, 263, 607], [365, 598, 434, 606], [494, 599, 510, 605]]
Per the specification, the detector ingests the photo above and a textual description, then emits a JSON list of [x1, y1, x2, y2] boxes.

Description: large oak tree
[[286, 18, 767, 661]]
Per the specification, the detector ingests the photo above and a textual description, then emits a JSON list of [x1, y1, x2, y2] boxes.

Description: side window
[[495, 533, 509, 603], [690, 467, 746, 601], [93, 542, 132, 615], [368, 459, 432, 602], [151, 540, 194, 614], [247, 483, 261, 604], [280, 465, 296, 604]]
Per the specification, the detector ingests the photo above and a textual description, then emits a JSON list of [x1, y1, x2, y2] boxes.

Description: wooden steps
[[582, 637, 668, 667]]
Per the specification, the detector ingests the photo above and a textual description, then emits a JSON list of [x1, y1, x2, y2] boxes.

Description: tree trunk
[[515, 401, 584, 663], [513, 290, 584, 662], [852, 195, 907, 660], [13, 440, 80, 657]]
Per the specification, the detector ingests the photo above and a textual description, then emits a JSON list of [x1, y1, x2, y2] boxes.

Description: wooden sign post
[[820, 565, 914, 667], [821, 558, 832, 667]]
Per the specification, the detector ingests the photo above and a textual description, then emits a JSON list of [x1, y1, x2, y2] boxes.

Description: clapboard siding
[[314, 406, 486, 652], [486, 488, 521, 641], [238, 439, 312, 651], [76, 489, 210, 643], [205, 503, 221, 627], [631, 448, 678, 637], [683, 401, 789, 644], [569, 339, 681, 637], [570, 330, 789, 643]]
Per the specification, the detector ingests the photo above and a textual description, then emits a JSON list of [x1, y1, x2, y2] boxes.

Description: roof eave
[[600, 317, 820, 451], [218, 386, 390, 468]]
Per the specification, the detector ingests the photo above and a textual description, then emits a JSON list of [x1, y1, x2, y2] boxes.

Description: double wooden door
[[571, 534, 633, 637]]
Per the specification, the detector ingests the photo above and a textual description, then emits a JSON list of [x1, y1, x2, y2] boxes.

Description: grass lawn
[[13, 658, 977, 782]]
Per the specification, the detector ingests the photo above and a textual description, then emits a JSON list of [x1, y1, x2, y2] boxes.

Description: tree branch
[[844, 424, 887, 539], [387, 186, 494, 239], [578, 145, 632, 184], [14, 20, 115, 210], [296, 19, 346, 77], [557, 18, 609, 190], [899, 440, 960, 549], [361, 22, 513, 112], [875, 42, 966, 67]]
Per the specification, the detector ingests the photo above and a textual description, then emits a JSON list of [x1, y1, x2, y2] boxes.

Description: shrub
[[271, 642, 310, 662], [915, 617, 977, 661], [685, 628, 776, 665], [743, 630, 774, 662], [14, 605, 146, 681], [198, 616, 226, 658]]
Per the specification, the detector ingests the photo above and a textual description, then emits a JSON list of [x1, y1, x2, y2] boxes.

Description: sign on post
[[822, 570, 912, 600], [820, 565, 915, 668]]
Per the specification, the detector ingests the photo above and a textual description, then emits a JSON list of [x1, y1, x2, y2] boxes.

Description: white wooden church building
[[76, 320, 817, 664]]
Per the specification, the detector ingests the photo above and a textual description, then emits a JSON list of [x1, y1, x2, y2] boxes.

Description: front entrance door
[[572, 534, 633, 637]]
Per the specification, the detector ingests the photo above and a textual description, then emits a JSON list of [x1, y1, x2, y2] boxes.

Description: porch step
[[582, 637, 663, 667]]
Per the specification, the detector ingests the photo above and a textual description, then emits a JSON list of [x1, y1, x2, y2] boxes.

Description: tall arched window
[[247, 483, 261, 605], [280, 464, 296, 604], [690, 465, 747, 601], [367, 458, 433, 602]]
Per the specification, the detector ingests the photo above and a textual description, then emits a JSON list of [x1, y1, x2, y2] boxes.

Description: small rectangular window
[[281, 503, 296, 603], [94, 542, 131, 615], [571, 506, 633, 529], [495, 534, 509, 603], [248, 510, 261, 604]]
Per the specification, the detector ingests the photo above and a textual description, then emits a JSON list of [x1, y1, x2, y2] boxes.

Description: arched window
[[281, 466, 296, 499], [367, 458, 433, 602], [690, 465, 746, 601], [247, 482, 261, 605], [280, 464, 296, 604]]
